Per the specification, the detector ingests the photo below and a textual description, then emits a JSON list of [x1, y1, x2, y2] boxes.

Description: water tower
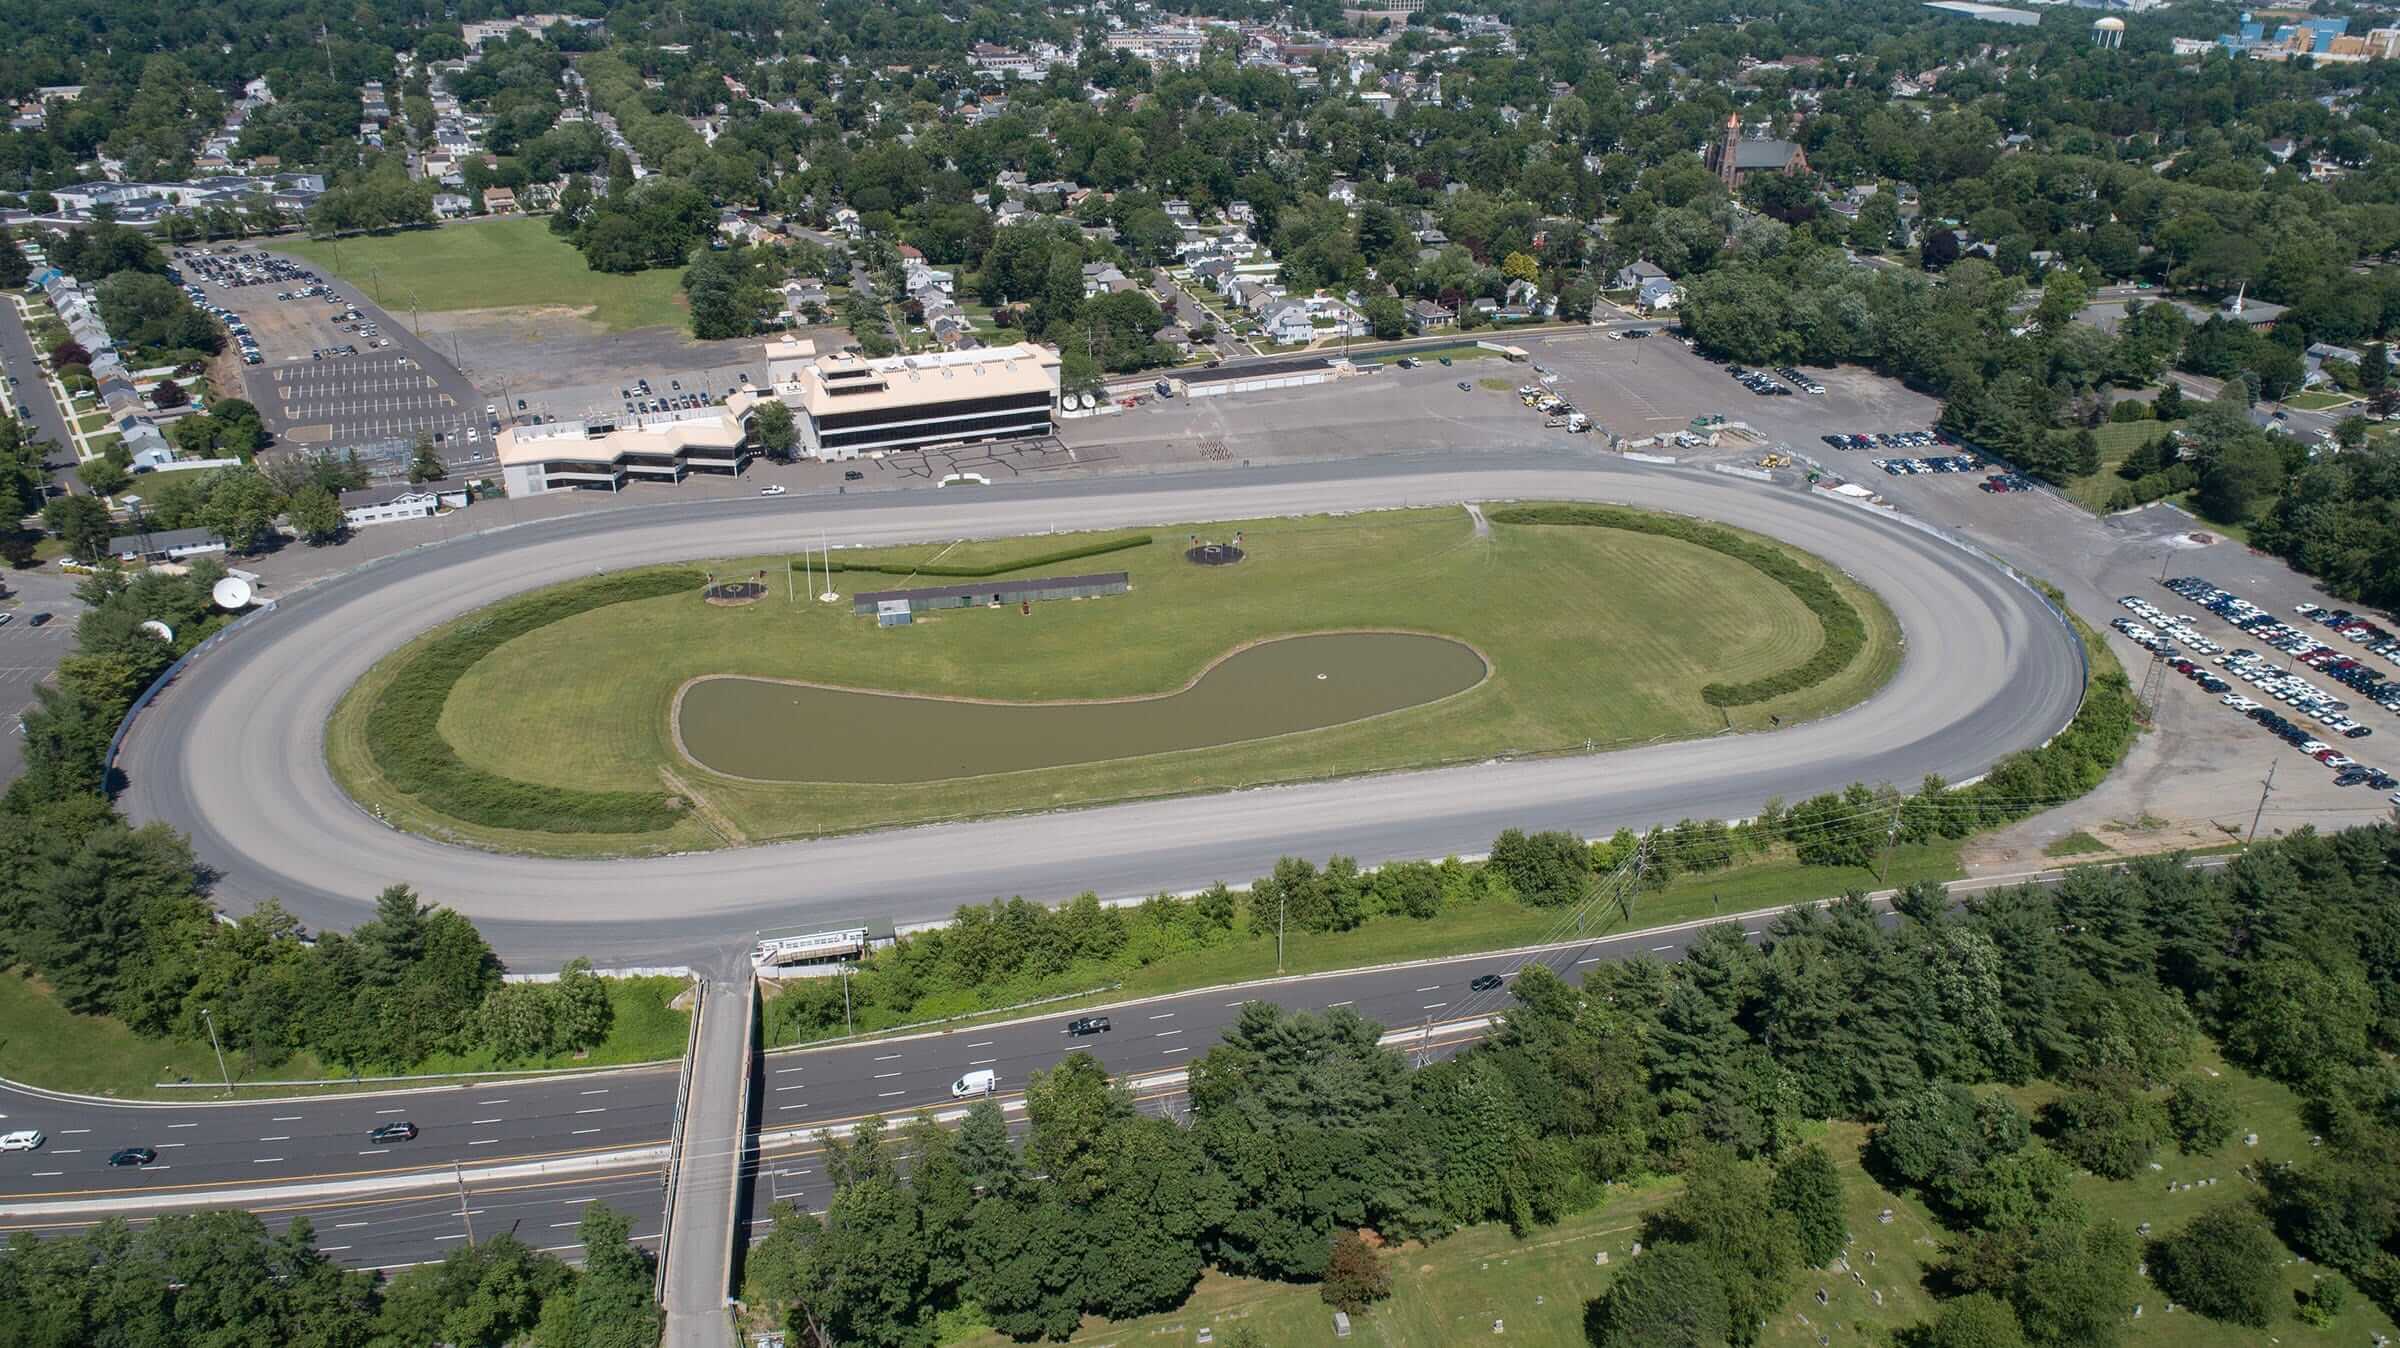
[[2093, 15, 2125, 48]]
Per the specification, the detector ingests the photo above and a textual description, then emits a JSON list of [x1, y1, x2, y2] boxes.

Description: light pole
[[1275, 891, 1286, 974], [200, 1007, 231, 1096]]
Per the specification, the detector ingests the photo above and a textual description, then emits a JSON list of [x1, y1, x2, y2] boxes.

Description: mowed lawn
[[328, 507, 1903, 855], [285, 218, 689, 331]]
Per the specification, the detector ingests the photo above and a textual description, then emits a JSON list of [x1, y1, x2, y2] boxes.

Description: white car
[[758, 485, 786, 497], [0, 1130, 44, 1152]]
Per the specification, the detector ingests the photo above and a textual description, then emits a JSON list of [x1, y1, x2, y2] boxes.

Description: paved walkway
[[662, 976, 753, 1348]]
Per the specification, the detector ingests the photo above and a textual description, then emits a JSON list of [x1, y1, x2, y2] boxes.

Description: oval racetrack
[[115, 454, 2087, 968]]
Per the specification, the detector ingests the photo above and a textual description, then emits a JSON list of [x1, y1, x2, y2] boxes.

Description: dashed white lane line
[[271, 1115, 304, 1122], [1149, 1012, 1175, 1020], [259, 1136, 290, 1142], [775, 1085, 804, 1093], [1415, 985, 1441, 992], [253, 1157, 285, 1164], [1156, 1029, 1183, 1037], [579, 1089, 608, 1096], [1421, 1002, 1447, 1010], [774, 1066, 805, 1075], [873, 1053, 903, 1062], [1651, 944, 1677, 951], [1328, 1000, 1353, 1007], [167, 1123, 196, 1129], [872, 1072, 901, 1080], [477, 1099, 511, 1106], [320, 1245, 350, 1252], [1163, 1047, 1189, 1055], [470, 1118, 503, 1125], [575, 1107, 607, 1114], [573, 1128, 601, 1135], [966, 1041, 993, 1048], [969, 1058, 996, 1066]]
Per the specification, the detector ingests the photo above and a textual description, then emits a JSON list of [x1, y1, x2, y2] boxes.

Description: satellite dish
[[211, 576, 253, 609], [140, 619, 174, 642]]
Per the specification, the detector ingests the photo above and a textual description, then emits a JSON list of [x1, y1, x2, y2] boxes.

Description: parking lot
[[267, 355, 482, 455], [174, 246, 489, 476]]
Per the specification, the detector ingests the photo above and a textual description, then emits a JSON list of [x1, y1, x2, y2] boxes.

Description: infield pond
[[674, 631, 1489, 783]]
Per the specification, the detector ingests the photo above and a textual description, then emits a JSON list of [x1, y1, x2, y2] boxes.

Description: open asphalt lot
[[112, 454, 2085, 970]]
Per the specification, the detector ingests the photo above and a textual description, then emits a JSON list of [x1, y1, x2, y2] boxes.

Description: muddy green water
[[676, 632, 1489, 783]]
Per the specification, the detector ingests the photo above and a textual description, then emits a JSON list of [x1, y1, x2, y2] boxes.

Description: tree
[[2195, 440, 2285, 523], [554, 957, 613, 1051], [1502, 251, 1540, 284], [474, 981, 557, 1061], [408, 436, 447, 484], [2153, 382, 2185, 421], [1771, 1145, 1848, 1267], [1487, 828, 1590, 907], [44, 493, 114, 562], [1915, 1292, 2029, 1348], [752, 400, 796, 459], [195, 470, 285, 553], [2163, 1076, 2234, 1154], [78, 457, 130, 498], [288, 484, 342, 545], [2148, 1202, 2278, 1328], [1584, 1242, 1730, 1348], [2043, 1069, 2164, 1181], [1365, 295, 1406, 342], [150, 378, 188, 410], [0, 234, 26, 290], [1320, 1230, 1392, 1314]]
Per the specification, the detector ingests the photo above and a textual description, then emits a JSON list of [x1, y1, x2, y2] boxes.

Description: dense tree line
[[753, 825, 2400, 1347], [0, 1204, 658, 1347]]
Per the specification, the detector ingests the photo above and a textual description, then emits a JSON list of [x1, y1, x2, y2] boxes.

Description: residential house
[[339, 483, 453, 528], [106, 527, 227, 563], [1634, 275, 1682, 313], [432, 192, 473, 219], [1258, 298, 1317, 345], [1080, 262, 1132, 297], [481, 186, 518, 214], [1328, 178, 1358, 206], [1407, 298, 1456, 333]]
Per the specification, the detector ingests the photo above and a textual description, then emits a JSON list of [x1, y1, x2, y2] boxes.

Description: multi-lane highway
[[0, 864, 2115, 1271], [113, 455, 2087, 969]]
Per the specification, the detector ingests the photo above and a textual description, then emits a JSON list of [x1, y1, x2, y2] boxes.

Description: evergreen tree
[[1770, 1145, 1848, 1267]]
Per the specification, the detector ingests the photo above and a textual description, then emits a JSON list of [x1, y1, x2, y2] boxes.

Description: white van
[[950, 1069, 997, 1098]]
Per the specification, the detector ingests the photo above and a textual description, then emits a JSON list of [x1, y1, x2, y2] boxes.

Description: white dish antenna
[[211, 576, 253, 609], [139, 619, 174, 642]]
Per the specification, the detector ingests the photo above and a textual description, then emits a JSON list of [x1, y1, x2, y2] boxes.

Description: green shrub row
[[1485, 504, 1867, 706], [814, 532, 1152, 578], [362, 568, 705, 834]]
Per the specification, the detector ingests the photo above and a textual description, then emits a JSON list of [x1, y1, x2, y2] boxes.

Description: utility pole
[[2247, 759, 2277, 845], [452, 1162, 477, 1246], [840, 966, 853, 1036], [1275, 888, 1287, 974], [200, 1007, 231, 1096], [1873, 795, 1905, 883]]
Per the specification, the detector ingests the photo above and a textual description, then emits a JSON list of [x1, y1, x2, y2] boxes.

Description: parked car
[[843, 470, 865, 481]]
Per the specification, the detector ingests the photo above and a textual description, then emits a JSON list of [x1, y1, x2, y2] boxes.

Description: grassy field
[[326, 507, 1904, 855], [944, 1179, 1685, 1347], [2283, 389, 2355, 412], [2060, 419, 2187, 512], [285, 219, 690, 332], [0, 970, 690, 1100]]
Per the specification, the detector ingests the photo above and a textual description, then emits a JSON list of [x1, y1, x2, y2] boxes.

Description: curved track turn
[[115, 454, 2086, 967]]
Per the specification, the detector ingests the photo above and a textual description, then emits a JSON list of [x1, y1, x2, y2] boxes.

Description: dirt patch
[[414, 307, 843, 398]]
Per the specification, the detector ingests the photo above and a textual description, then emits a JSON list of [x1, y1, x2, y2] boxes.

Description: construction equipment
[[1759, 452, 1793, 469]]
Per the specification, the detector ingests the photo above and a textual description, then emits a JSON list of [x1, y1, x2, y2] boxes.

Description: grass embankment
[[0, 970, 691, 1100], [2282, 389, 2355, 412], [285, 218, 690, 332], [327, 507, 1904, 856], [941, 1049, 2398, 1348], [763, 839, 1968, 1048]]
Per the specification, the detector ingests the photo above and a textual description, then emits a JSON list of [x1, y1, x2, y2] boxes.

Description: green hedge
[[363, 569, 705, 834], [814, 533, 1152, 578], [1486, 504, 1867, 706]]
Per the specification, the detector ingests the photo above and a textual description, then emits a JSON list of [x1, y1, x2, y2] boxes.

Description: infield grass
[[285, 218, 690, 332], [327, 506, 1903, 856]]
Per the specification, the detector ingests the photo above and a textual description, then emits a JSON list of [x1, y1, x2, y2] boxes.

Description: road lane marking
[[579, 1089, 608, 1096], [478, 1099, 510, 1106], [873, 1072, 901, 1080], [1163, 1047, 1189, 1055], [31, 1171, 59, 1177], [873, 1054, 902, 1061], [155, 1143, 185, 1149], [1149, 1012, 1175, 1020], [776, 1085, 804, 1093], [320, 1245, 350, 1252], [375, 1108, 405, 1115], [778, 1104, 808, 1111], [965, 1041, 993, 1048], [1651, 944, 1677, 951], [469, 1139, 500, 1146], [254, 1158, 285, 1164], [774, 1066, 805, 1075], [471, 1118, 502, 1125], [271, 1116, 304, 1122], [436, 1234, 467, 1242], [1328, 1000, 1352, 1007], [168, 1123, 196, 1129], [877, 1090, 906, 1098], [61, 1130, 87, 1135], [969, 1058, 996, 1066], [576, 1107, 606, 1114], [335, 1221, 370, 1228], [573, 1128, 601, 1135], [1156, 1029, 1182, 1037], [1576, 956, 1601, 964], [1416, 985, 1441, 992], [1422, 1002, 1447, 1010]]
